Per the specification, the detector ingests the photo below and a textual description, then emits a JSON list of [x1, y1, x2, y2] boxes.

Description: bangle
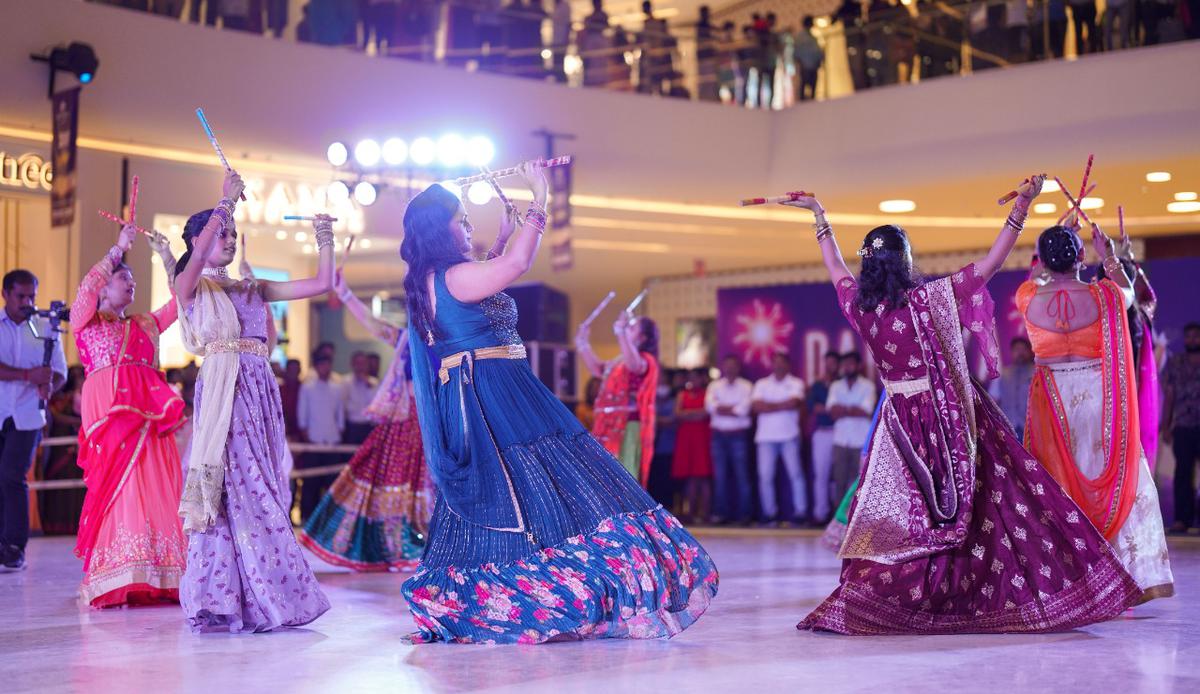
[[813, 221, 833, 238], [815, 228, 833, 243], [525, 205, 548, 234], [315, 229, 335, 250]]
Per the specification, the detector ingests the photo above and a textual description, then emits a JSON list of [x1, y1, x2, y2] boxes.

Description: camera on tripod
[[22, 301, 70, 410]]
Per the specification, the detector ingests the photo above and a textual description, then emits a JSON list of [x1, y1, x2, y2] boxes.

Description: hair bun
[[1036, 226, 1082, 273]]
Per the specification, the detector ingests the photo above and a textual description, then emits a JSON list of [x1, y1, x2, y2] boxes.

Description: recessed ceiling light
[[1033, 203, 1057, 214], [302, 244, 314, 254], [360, 238, 373, 249], [1167, 201, 1200, 213], [878, 199, 916, 213], [295, 231, 308, 242], [1041, 179, 1061, 193], [275, 230, 288, 240], [1079, 197, 1104, 210], [1146, 172, 1172, 183], [1174, 192, 1197, 201]]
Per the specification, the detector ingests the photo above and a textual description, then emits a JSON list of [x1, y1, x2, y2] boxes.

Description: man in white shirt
[[0, 270, 66, 572], [826, 352, 876, 509], [297, 351, 345, 520], [752, 352, 807, 525], [342, 350, 379, 444], [808, 350, 841, 522], [705, 355, 754, 524]]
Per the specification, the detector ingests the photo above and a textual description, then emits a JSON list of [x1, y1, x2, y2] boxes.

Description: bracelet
[[315, 229, 335, 250], [813, 221, 833, 238], [526, 205, 548, 234], [815, 228, 833, 243], [210, 206, 231, 229]]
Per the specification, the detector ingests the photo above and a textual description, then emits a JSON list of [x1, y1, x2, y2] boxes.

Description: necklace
[[201, 266, 230, 280]]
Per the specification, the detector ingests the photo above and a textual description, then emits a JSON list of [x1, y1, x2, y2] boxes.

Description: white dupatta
[[176, 277, 243, 532]]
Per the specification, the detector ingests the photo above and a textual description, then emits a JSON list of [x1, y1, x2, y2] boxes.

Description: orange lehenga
[[71, 251, 187, 607], [1019, 279, 1173, 600]]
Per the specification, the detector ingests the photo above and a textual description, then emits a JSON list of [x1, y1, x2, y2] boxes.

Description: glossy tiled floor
[[2, 530, 1197, 693]]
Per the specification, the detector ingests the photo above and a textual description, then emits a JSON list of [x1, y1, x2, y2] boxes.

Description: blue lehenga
[[401, 270, 718, 644]]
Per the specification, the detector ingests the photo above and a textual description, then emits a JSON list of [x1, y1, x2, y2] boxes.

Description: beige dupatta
[[176, 277, 243, 532]]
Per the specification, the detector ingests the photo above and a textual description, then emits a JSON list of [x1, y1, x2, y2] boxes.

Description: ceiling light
[[465, 136, 495, 167], [1146, 171, 1171, 183], [1167, 201, 1200, 213], [294, 231, 308, 242], [410, 137, 436, 166], [360, 238, 373, 249], [354, 181, 377, 206], [328, 181, 350, 203], [1079, 197, 1104, 210], [382, 138, 407, 166], [1041, 179, 1060, 193], [302, 244, 314, 254], [275, 230, 288, 240], [1174, 192, 1197, 201], [354, 139, 380, 167], [1033, 203, 1057, 214], [467, 181, 494, 205], [436, 134, 466, 167], [878, 199, 916, 213], [326, 142, 348, 167]]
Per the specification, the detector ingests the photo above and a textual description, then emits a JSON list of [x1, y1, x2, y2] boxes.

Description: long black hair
[[174, 209, 214, 279], [636, 316, 660, 359], [1036, 225, 1083, 274], [400, 184, 469, 342], [855, 225, 921, 313]]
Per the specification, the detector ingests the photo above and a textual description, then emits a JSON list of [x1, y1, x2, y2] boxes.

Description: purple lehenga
[[799, 264, 1140, 635]]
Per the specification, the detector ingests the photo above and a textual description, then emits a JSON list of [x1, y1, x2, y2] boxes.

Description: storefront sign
[[0, 151, 53, 192]]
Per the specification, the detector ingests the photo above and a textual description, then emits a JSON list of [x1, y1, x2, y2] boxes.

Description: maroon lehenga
[[799, 264, 1140, 635]]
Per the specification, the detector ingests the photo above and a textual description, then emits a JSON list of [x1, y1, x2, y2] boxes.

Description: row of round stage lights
[[324, 135, 499, 207]]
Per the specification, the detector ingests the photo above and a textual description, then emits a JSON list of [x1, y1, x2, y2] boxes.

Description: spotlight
[[295, 231, 308, 242], [440, 181, 462, 199], [326, 142, 348, 167], [467, 181, 494, 205], [30, 41, 100, 98], [466, 136, 496, 167], [328, 181, 350, 203], [382, 138, 407, 166], [437, 134, 467, 167], [410, 137, 436, 166], [354, 139, 381, 167], [360, 238, 373, 249], [354, 181, 377, 206], [275, 230, 288, 240]]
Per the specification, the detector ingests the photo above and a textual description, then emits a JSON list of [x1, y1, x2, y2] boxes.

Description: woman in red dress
[[671, 368, 713, 523]]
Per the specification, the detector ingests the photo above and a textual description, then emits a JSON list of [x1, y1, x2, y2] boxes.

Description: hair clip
[[857, 237, 884, 257]]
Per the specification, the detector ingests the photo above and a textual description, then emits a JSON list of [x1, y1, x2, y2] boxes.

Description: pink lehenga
[[71, 249, 187, 607], [798, 264, 1140, 635]]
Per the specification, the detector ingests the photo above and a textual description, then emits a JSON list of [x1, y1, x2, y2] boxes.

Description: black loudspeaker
[[525, 341, 577, 405], [507, 283, 569, 343]]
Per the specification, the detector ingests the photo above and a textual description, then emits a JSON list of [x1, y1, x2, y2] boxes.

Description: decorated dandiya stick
[[996, 174, 1049, 205], [1118, 205, 1125, 237], [279, 212, 338, 219], [1078, 154, 1094, 203], [195, 108, 247, 201], [739, 191, 811, 207], [1053, 176, 1093, 227], [128, 174, 139, 226], [97, 209, 153, 237], [338, 235, 356, 272], [581, 291, 617, 327], [1056, 183, 1097, 224], [453, 156, 573, 186]]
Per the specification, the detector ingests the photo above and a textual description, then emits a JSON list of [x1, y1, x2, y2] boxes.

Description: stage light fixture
[[326, 142, 348, 167], [411, 137, 436, 166], [466, 136, 496, 167], [467, 181, 494, 205], [354, 139, 381, 167], [354, 181, 377, 206], [382, 138, 408, 166], [31, 42, 100, 98], [440, 181, 463, 199], [328, 181, 350, 203], [437, 134, 467, 167]]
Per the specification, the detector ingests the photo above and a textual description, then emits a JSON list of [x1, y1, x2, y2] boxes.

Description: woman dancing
[[784, 176, 1141, 634], [71, 222, 187, 607], [174, 170, 330, 632], [399, 162, 718, 644], [1020, 222, 1173, 601], [298, 271, 434, 571], [576, 312, 661, 484]]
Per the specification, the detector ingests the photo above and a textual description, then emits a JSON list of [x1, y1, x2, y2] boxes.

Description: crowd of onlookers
[[577, 350, 881, 527], [87, 0, 1200, 108], [36, 340, 388, 533]]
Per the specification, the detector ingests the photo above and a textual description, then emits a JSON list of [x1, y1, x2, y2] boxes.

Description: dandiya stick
[[128, 175, 139, 226], [1056, 183, 1097, 224], [338, 235, 356, 272], [581, 291, 616, 327], [97, 209, 153, 237], [1078, 154, 1094, 203], [453, 156, 573, 186], [739, 191, 811, 207], [997, 174, 1047, 205], [625, 288, 649, 314], [1118, 205, 1125, 237], [195, 108, 247, 201], [283, 215, 340, 222], [1053, 176, 1093, 227]]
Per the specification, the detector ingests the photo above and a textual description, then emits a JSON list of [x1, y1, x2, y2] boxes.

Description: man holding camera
[[0, 270, 66, 572]]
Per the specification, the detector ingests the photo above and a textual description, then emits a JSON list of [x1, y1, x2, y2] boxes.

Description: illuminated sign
[[0, 152, 53, 192], [235, 177, 364, 234]]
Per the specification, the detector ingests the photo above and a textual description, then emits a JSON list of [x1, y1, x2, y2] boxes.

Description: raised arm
[[1092, 223, 1135, 308], [612, 310, 648, 376], [574, 321, 607, 379], [71, 223, 136, 332], [147, 228, 177, 278], [975, 174, 1044, 282], [176, 170, 245, 305], [779, 195, 852, 286], [444, 161, 550, 303], [260, 214, 335, 302], [333, 269, 401, 345]]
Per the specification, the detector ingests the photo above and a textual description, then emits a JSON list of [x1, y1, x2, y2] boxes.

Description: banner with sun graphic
[[717, 283, 868, 385]]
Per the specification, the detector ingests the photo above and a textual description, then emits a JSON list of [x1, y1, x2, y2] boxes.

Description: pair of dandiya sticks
[[580, 288, 649, 329], [740, 156, 1128, 235]]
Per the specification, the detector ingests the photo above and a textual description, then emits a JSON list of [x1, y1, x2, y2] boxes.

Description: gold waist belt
[[883, 376, 931, 397], [205, 338, 269, 359], [438, 344, 527, 384]]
